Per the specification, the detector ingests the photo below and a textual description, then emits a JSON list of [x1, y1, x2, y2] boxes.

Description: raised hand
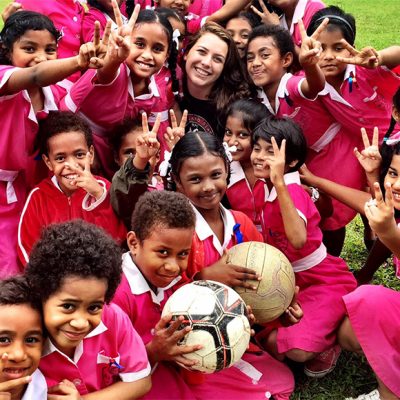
[[1, 2, 21, 24], [299, 164, 319, 187], [164, 109, 188, 151], [354, 127, 382, 174], [266, 137, 286, 186], [47, 379, 81, 400], [335, 40, 381, 69], [250, 0, 280, 26], [146, 314, 203, 367]]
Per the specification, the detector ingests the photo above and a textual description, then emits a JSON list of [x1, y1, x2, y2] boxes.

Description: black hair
[[111, 117, 142, 156], [131, 190, 195, 239], [0, 11, 61, 65], [307, 6, 356, 45], [169, 131, 231, 190], [26, 220, 122, 303], [0, 275, 41, 311], [36, 111, 93, 156], [136, 10, 180, 98], [227, 11, 261, 30], [224, 99, 271, 137], [87, 0, 109, 14], [247, 24, 295, 62], [155, 7, 187, 34], [253, 116, 307, 172]]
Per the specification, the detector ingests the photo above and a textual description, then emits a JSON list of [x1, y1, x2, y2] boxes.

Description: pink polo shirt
[[39, 303, 151, 395]]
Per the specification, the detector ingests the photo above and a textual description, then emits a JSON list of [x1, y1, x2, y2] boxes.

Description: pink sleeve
[[109, 304, 151, 382], [286, 184, 314, 223], [112, 277, 139, 327], [81, 9, 107, 43]]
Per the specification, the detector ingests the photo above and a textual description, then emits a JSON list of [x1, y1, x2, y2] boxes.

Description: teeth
[[137, 62, 153, 69], [64, 174, 78, 180], [4, 368, 26, 373], [194, 67, 210, 76]]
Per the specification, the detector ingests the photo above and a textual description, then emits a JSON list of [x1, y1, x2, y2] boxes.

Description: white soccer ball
[[161, 280, 251, 373]]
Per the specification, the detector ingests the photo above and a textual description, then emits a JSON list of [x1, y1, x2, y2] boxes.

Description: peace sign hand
[[267, 137, 286, 186], [164, 109, 188, 151], [354, 127, 382, 174], [65, 153, 104, 200], [335, 40, 381, 69], [250, 0, 280, 26]]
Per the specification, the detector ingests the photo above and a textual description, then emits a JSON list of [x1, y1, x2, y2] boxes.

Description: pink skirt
[[343, 285, 400, 396], [277, 255, 357, 353]]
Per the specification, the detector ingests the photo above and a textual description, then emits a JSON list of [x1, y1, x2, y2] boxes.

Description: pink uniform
[[258, 72, 362, 230], [39, 303, 151, 395], [343, 285, 400, 397], [62, 64, 169, 177], [260, 172, 357, 353], [18, 175, 126, 266], [279, 0, 325, 47], [187, 0, 223, 34], [226, 161, 265, 232], [0, 66, 64, 277], [113, 252, 295, 400]]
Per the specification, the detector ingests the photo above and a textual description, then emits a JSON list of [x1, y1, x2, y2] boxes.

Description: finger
[[151, 113, 161, 134], [128, 4, 141, 31], [310, 17, 329, 40], [298, 19, 307, 41], [258, 0, 270, 13], [141, 112, 149, 134], [64, 162, 83, 175], [250, 5, 264, 18], [360, 127, 371, 149], [166, 315, 187, 334], [169, 109, 178, 129], [353, 147, 364, 162], [0, 376, 31, 391], [234, 279, 259, 290], [112, 0, 124, 28], [155, 313, 174, 330], [102, 21, 112, 47], [180, 109, 188, 128], [93, 21, 101, 48], [84, 152, 91, 172], [372, 127, 379, 147], [373, 182, 384, 205], [231, 265, 259, 277], [175, 343, 203, 355], [174, 355, 199, 367], [384, 182, 394, 209], [339, 39, 359, 56], [270, 136, 279, 156]]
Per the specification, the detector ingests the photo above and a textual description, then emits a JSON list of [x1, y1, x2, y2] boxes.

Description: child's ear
[[127, 231, 140, 254], [88, 145, 95, 165], [392, 105, 400, 122], [282, 52, 293, 69], [42, 154, 54, 172]]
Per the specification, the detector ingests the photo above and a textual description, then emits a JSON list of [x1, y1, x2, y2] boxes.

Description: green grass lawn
[[0, 0, 399, 399]]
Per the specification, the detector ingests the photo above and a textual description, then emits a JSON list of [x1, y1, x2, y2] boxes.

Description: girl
[[179, 22, 254, 139], [25, 220, 152, 398], [0, 11, 106, 277], [223, 99, 269, 231], [62, 5, 179, 177], [251, 116, 357, 377]]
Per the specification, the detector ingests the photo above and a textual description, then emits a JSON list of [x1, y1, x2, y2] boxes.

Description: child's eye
[[123, 149, 135, 156], [189, 177, 201, 183], [239, 132, 250, 139], [224, 129, 232, 137], [135, 41, 145, 48], [0, 336, 11, 344], [46, 47, 57, 54], [158, 249, 168, 256], [261, 52, 270, 59], [247, 54, 254, 62], [335, 46, 344, 52], [61, 303, 75, 311], [76, 152, 86, 159], [241, 33, 249, 40], [212, 171, 222, 178], [153, 45, 165, 53], [178, 251, 189, 258], [55, 156, 65, 162], [88, 303, 103, 314], [25, 336, 41, 344], [23, 46, 35, 53]]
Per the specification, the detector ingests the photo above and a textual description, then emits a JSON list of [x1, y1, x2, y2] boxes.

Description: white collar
[[192, 203, 236, 256], [121, 252, 181, 305], [287, 0, 308, 34], [42, 320, 108, 364], [23, 85, 58, 123], [127, 70, 160, 100], [265, 171, 301, 202], [228, 161, 246, 187], [258, 73, 293, 114], [22, 369, 47, 400]]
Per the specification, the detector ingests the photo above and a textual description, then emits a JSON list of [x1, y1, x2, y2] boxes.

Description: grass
[[0, 0, 398, 398]]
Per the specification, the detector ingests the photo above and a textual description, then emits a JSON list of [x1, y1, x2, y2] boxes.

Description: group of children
[[0, 0, 399, 399]]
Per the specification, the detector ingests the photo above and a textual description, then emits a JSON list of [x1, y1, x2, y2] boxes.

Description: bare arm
[[82, 379, 151, 400], [206, 0, 252, 23]]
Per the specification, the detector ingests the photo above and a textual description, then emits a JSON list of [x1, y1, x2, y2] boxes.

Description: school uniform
[[0, 66, 65, 277], [22, 369, 47, 400], [39, 303, 151, 395], [259, 171, 357, 353], [18, 175, 126, 266], [343, 285, 400, 397], [187, 0, 223, 33]]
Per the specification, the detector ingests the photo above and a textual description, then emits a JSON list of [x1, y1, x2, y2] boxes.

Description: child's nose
[[34, 52, 48, 64], [8, 342, 28, 362], [70, 315, 90, 330], [164, 259, 180, 274]]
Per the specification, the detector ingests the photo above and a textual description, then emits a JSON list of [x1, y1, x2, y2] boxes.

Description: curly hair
[[0, 275, 40, 311], [26, 220, 122, 303], [131, 190, 195, 239], [36, 111, 93, 156]]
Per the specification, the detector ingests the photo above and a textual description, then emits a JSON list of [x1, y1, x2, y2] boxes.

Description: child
[[25, 220, 152, 397], [251, 116, 357, 377], [223, 99, 269, 231], [0, 276, 46, 399], [113, 190, 295, 400], [18, 111, 126, 266], [62, 6, 179, 177], [0, 11, 107, 277]]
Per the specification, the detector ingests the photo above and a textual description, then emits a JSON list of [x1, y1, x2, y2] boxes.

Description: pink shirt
[[279, 0, 325, 47], [39, 303, 150, 395], [187, 0, 223, 34]]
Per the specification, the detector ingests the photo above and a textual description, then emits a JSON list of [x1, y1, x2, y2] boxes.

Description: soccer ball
[[161, 280, 251, 373], [227, 241, 295, 323]]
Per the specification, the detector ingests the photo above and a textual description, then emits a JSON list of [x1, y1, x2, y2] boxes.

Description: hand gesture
[[266, 137, 286, 186], [280, 286, 303, 326], [335, 41, 381, 69], [365, 182, 397, 236], [65, 153, 104, 200], [298, 18, 328, 68], [1, 2, 21, 24], [354, 127, 382, 174], [0, 353, 31, 398], [147, 314, 203, 367], [48, 379, 81, 400], [250, 0, 280, 26], [199, 251, 261, 289], [299, 164, 318, 187], [135, 113, 161, 161], [164, 109, 188, 151]]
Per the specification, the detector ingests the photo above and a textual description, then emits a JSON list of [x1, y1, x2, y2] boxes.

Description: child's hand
[[365, 182, 397, 236], [354, 127, 382, 175], [0, 353, 31, 397], [266, 137, 286, 186], [66, 153, 104, 200], [198, 251, 261, 290], [250, 0, 280, 26], [48, 379, 81, 399], [164, 109, 188, 152], [280, 286, 303, 327], [147, 314, 203, 367], [299, 164, 319, 186], [1, 2, 21, 23], [335, 40, 382, 69], [298, 18, 328, 68]]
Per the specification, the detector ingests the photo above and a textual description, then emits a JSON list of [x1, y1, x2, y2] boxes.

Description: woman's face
[[184, 32, 228, 97]]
